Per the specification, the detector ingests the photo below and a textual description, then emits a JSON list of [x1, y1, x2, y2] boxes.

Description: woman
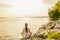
[[21, 23, 32, 39]]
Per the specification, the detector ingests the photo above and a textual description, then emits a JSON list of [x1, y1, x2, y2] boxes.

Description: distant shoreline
[[0, 16, 48, 18]]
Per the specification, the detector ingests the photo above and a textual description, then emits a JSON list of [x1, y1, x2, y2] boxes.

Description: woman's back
[[23, 28, 30, 38], [21, 23, 32, 39]]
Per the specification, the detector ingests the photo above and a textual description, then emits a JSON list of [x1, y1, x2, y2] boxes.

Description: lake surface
[[0, 17, 49, 39]]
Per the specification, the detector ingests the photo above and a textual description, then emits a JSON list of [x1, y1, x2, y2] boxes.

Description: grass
[[46, 29, 60, 40]]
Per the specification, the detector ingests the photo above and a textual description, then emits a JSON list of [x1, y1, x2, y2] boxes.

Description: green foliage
[[48, 9, 60, 21], [48, 1, 60, 21], [55, 1, 60, 7], [46, 30, 60, 40]]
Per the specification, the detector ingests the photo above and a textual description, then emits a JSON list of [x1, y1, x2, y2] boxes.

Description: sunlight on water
[[0, 17, 49, 39]]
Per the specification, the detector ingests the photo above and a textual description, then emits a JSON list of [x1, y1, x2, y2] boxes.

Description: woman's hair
[[25, 23, 28, 32]]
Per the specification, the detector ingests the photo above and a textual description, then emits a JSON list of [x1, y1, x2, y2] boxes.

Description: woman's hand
[[20, 32, 23, 36], [30, 32, 32, 36]]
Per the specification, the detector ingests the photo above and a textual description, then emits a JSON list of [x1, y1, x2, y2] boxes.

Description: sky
[[0, 0, 57, 17]]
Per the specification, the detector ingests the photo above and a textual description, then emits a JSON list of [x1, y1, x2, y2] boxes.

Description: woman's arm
[[21, 29, 24, 36], [29, 29, 32, 36]]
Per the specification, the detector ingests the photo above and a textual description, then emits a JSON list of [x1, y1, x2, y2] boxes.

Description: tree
[[48, 1, 60, 21]]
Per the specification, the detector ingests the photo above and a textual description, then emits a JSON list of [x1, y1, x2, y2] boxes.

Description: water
[[0, 17, 49, 40]]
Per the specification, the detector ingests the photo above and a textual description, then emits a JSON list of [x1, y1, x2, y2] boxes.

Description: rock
[[34, 21, 60, 40], [54, 20, 60, 29]]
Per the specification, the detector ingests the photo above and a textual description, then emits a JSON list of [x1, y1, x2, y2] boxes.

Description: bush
[[48, 1, 60, 21]]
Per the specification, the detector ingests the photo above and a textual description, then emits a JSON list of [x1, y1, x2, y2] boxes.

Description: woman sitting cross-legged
[[21, 23, 32, 39]]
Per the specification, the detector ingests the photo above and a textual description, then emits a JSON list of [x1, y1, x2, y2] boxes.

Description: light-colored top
[[23, 28, 30, 38]]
